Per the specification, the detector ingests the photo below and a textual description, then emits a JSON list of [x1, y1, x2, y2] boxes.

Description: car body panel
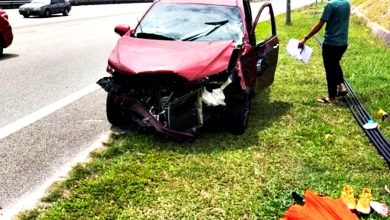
[[0, 9, 13, 49], [251, 3, 279, 91], [254, 36, 279, 91], [108, 37, 236, 81]]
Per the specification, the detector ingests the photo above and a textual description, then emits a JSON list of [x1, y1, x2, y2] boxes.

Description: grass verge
[[19, 3, 390, 220]]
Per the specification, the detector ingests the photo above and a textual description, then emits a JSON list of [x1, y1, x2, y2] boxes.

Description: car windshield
[[134, 2, 244, 42]]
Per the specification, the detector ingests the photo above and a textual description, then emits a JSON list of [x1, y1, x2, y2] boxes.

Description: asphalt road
[[0, 1, 316, 218], [0, 3, 150, 218]]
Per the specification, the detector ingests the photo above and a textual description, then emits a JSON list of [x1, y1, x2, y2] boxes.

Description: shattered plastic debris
[[370, 201, 389, 217], [201, 89, 226, 106], [363, 119, 378, 129], [201, 77, 232, 106]]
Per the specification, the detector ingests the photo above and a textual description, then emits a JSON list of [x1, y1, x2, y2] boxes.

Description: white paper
[[286, 38, 313, 64]]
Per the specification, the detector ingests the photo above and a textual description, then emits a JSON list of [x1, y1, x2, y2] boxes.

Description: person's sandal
[[337, 90, 348, 97], [317, 97, 335, 105], [340, 185, 356, 210], [337, 83, 348, 97], [356, 188, 372, 215]]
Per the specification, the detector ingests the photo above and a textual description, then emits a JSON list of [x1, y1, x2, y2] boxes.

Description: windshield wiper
[[136, 32, 175, 41], [204, 20, 229, 26], [181, 20, 229, 41]]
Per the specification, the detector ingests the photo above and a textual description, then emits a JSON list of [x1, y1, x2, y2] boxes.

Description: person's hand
[[298, 39, 305, 50], [298, 39, 306, 54]]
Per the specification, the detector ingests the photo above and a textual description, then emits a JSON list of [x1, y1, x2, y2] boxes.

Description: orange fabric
[[282, 190, 359, 220]]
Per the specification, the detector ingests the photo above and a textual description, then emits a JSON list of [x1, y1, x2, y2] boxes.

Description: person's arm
[[298, 20, 325, 47]]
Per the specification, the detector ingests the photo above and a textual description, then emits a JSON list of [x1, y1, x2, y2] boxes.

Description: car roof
[[154, 0, 239, 7]]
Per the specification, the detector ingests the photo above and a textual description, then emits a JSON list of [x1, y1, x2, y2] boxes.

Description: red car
[[97, 0, 279, 140], [0, 8, 13, 57]]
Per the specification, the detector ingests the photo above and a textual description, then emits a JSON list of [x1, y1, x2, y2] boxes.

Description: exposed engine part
[[113, 95, 195, 139], [168, 89, 203, 131]]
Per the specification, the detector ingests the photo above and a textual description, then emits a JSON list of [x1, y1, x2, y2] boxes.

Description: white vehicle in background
[[19, 0, 71, 18]]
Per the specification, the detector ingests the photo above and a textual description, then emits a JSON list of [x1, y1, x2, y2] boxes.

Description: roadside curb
[[352, 7, 390, 47]]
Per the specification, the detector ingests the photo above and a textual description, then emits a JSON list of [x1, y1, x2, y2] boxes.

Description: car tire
[[63, 8, 69, 16], [23, 14, 29, 18], [225, 94, 250, 135], [0, 46, 3, 58], [106, 93, 126, 126], [44, 9, 51, 17]]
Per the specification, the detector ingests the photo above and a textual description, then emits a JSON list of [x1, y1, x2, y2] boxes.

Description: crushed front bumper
[[111, 95, 195, 140]]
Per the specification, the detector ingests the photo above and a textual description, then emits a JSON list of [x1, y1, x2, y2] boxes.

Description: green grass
[[19, 3, 390, 220]]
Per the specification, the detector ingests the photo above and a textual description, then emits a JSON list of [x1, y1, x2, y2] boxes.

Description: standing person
[[299, 0, 351, 104]]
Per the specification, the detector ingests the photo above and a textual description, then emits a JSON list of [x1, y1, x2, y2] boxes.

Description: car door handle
[[273, 44, 279, 49]]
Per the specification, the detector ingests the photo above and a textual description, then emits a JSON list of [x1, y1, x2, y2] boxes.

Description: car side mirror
[[114, 24, 131, 36]]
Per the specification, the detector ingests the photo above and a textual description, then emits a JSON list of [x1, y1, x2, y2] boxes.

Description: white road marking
[[0, 84, 100, 140], [0, 133, 110, 219]]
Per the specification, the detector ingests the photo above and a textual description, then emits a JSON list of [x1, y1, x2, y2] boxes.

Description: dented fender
[[235, 42, 254, 92]]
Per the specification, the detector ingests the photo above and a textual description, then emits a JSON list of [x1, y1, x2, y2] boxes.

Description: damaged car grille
[[97, 73, 210, 133]]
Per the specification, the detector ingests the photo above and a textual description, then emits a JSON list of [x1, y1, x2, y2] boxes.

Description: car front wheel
[[107, 93, 126, 126], [225, 94, 250, 135], [0, 46, 3, 58], [63, 8, 69, 16], [23, 14, 29, 18], [44, 9, 51, 17]]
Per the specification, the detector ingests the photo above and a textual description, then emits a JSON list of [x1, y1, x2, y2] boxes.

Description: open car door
[[251, 2, 279, 92]]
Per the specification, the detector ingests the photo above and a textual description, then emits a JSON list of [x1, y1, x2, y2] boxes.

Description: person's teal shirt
[[321, 0, 350, 46]]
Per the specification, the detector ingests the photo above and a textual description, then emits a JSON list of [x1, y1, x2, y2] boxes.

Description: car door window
[[251, 2, 279, 91], [251, 3, 276, 44], [51, 0, 61, 13]]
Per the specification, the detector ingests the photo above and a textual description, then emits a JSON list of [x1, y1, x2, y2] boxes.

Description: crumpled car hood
[[108, 37, 236, 81]]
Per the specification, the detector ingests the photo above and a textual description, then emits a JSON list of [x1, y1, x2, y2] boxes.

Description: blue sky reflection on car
[[134, 3, 244, 42]]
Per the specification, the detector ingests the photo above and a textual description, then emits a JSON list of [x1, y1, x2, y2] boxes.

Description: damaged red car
[[97, 0, 279, 139]]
